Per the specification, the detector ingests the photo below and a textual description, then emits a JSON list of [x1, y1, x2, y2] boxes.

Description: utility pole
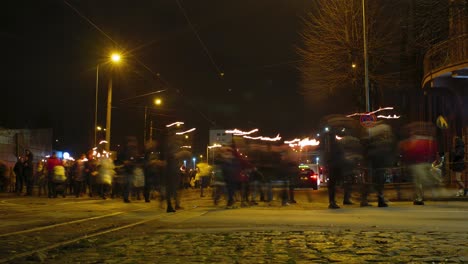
[[105, 77, 112, 151], [362, 0, 370, 112]]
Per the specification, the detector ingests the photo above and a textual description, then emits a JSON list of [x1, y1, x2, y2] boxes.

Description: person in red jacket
[[46, 152, 62, 198], [399, 122, 438, 205]]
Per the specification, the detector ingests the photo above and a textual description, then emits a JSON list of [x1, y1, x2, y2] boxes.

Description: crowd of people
[[0, 120, 466, 212]]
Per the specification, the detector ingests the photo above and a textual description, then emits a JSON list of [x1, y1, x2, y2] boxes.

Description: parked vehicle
[[297, 164, 321, 189]]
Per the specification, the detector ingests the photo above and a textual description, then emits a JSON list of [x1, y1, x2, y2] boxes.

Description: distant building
[[208, 129, 232, 146], [0, 128, 53, 167]]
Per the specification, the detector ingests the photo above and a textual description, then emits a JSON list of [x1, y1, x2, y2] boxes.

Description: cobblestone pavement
[[35, 225, 468, 263], [2, 189, 468, 264]]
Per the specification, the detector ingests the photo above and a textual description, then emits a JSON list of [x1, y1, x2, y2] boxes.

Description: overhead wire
[[175, 0, 224, 77], [62, 0, 217, 126]]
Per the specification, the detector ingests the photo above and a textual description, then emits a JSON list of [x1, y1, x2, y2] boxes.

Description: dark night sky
[[2, 0, 318, 156]]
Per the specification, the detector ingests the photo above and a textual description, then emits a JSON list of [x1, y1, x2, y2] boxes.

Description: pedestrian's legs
[[327, 176, 339, 208], [342, 173, 353, 204], [374, 168, 388, 207], [410, 164, 425, 204], [454, 172, 466, 196]]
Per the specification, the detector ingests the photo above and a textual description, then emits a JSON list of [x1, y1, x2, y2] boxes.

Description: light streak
[[176, 128, 196, 135], [180, 145, 192, 149], [377, 114, 400, 119], [346, 107, 394, 117], [166, 121, 184, 127], [243, 134, 281, 141], [225, 128, 259, 135], [208, 143, 222, 149], [285, 138, 320, 148], [284, 138, 300, 144]]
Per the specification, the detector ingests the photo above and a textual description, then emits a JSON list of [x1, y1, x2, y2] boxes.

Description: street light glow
[[111, 53, 121, 63], [154, 98, 162, 105]]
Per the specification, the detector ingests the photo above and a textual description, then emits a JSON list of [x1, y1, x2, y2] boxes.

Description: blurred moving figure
[[46, 152, 62, 198], [320, 115, 358, 209], [399, 122, 438, 205], [72, 154, 87, 197], [36, 159, 47, 196], [321, 126, 345, 209], [23, 149, 34, 196], [197, 162, 213, 198], [339, 135, 364, 205], [361, 123, 396, 207], [451, 136, 466, 196], [14, 156, 24, 195]]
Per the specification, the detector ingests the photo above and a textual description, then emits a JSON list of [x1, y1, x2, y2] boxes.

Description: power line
[[175, 0, 224, 77]]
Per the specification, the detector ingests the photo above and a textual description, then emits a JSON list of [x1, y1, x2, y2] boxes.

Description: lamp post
[[105, 52, 121, 151], [362, 0, 370, 112], [94, 53, 121, 150], [144, 98, 162, 143], [94, 64, 99, 147]]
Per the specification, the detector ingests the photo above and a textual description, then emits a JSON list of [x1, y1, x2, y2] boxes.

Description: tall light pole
[[144, 98, 162, 143], [362, 0, 370, 112], [105, 52, 121, 151], [94, 64, 99, 147]]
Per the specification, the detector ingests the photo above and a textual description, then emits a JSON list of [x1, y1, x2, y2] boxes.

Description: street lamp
[[94, 52, 122, 149], [144, 97, 163, 143], [105, 52, 122, 151], [362, 0, 370, 112]]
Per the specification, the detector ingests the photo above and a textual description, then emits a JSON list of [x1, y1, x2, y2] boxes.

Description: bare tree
[[297, 0, 403, 112]]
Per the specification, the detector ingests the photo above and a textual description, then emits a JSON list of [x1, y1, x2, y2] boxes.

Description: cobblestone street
[[2, 188, 466, 264], [39, 226, 468, 263]]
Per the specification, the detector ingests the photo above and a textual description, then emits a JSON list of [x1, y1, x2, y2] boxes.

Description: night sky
[[2, 0, 318, 156]]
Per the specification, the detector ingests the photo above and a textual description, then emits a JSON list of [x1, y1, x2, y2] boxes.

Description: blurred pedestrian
[[97, 155, 115, 200], [339, 135, 364, 205], [450, 136, 466, 196], [84, 150, 98, 197], [23, 150, 34, 196], [320, 127, 344, 209], [361, 123, 395, 207], [72, 154, 87, 197], [36, 159, 47, 196], [14, 156, 24, 195], [47, 152, 62, 198], [399, 122, 438, 205], [0, 160, 7, 192]]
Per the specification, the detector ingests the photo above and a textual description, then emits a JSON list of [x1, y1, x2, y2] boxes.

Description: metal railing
[[423, 34, 468, 86]]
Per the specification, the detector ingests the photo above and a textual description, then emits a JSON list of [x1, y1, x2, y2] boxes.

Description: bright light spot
[[96, 126, 102, 131], [208, 143, 222, 149], [63, 152, 70, 160], [325, 127, 329, 132], [352, 63, 356, 68], [154, 98, 162, 105], [111, 53, 121, 62]]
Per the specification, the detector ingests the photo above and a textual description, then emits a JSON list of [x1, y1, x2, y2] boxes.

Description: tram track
[[0, 206, 206, 263]]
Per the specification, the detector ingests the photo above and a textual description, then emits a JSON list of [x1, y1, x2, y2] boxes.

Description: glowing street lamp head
[[111, 53, 121, 63], [154, 98, 162, 105]]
